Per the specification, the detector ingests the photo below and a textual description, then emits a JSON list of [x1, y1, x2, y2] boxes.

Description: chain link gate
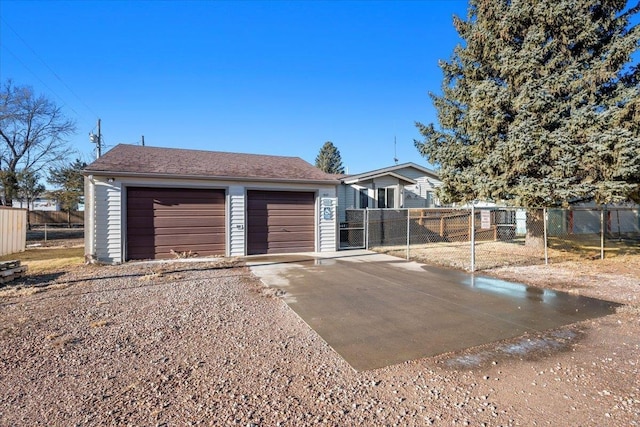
[[339, 209, 366, 249]]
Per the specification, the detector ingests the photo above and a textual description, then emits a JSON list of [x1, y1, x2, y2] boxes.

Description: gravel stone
[[0, 258, 638, 425]]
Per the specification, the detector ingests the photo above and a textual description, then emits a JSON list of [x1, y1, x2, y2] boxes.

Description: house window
[[377, 187, 395, 208], [359, 189, 368, 209]]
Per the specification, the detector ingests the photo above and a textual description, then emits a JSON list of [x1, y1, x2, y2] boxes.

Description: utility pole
[[141, 135, 145, 146], [89, 118, 102, 159]]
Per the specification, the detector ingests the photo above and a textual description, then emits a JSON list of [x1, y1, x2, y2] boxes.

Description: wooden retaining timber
[[0, 260, 28, 284]]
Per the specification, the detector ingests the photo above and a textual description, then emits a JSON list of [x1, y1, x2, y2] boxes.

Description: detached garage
[[83, 144, 339, 263]]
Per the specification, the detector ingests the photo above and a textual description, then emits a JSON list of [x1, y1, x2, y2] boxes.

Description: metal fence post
[[406, 209, 410, 260], [470, 204, 475, 272], [543, 207, 548, 265], [600, 207, 605, 260], [44, 222, 48, 242], [365, 208, 369, 250]]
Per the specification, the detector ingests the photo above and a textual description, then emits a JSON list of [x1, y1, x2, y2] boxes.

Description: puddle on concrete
[[314, 258, 337, 266], [442, 328, 584, 369], [463, 275, 559, 302]]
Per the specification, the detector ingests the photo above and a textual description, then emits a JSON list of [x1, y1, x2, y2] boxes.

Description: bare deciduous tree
[[0, 80, 76, 205]]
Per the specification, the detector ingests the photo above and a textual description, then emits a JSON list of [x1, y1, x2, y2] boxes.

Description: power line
[[0, 16, 99, 119], [0, 44, 83, 119]]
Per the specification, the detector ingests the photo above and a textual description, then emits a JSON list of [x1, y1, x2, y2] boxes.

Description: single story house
[[11, 197, 61, 211], [337, 162, 441, 222], [84, 144, 339, 263]]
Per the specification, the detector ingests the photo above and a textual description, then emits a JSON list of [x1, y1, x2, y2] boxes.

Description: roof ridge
[[114, 143, 306, 161], [84, 144, 338, 183]]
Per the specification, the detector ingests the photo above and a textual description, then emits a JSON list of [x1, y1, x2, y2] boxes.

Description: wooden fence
[[0, 207, 27, 256], [28, 210, 84, 226]]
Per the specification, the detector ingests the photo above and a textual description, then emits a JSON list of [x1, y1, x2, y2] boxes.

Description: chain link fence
[[344, 206, 640, 271]]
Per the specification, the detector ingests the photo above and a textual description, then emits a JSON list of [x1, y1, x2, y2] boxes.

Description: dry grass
[[375, 235, 640, 271], [0, 247, 84, 274], [89, 320, 110, 328], [0, 282, 71, 298], [547, 235, 640, 257]]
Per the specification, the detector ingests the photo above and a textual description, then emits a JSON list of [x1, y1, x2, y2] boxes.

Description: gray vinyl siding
[[318, 187, 338, 252], [396, 167, 430, 180], [94, 180, 122, 263], [404, 176, 440, 208], [228, 185, 245, 256], [337, 184, 348, 222], [84, 176, 95, 259]]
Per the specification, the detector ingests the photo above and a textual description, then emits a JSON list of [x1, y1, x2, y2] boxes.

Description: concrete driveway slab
[[247, 251, 620, 371]]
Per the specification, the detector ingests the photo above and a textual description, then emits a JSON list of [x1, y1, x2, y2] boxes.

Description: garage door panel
[[264, 232, 315, 243], [126, 187, 226, 260], [128, 201, 219, 211], [253, 226, 314, 235], [153, 199, 223, 212], [152, 198, 225, 206], [248, 216, 314, 227], [154, 208, 224, 218], [268, 241, 315, 249], [153, 226, 226, 236], [248, 231, 313, 242], [146, 245, 224, 258], [153, 217, 224, 227], [128, 188, 224, 199], [127, 217, 155, 228], [249, 202, 314, 210], [154, 246, 224, 256], [155, 234, 225, 246], [267, 217, 314, 226], [247, 190, 315, 255], [127, 237, 155, 248]]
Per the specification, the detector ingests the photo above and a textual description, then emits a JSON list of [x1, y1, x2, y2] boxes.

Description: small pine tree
[[48, 159, 86, 227], [315, 141, 345, 174], [16, 170, 45, 229]]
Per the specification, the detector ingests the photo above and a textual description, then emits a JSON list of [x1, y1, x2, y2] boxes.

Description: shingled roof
[[84, 144, 338, 183]]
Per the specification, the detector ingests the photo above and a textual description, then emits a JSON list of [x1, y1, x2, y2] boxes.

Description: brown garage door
[[247, 191, 315, 255], [126, 187, 225, 260]]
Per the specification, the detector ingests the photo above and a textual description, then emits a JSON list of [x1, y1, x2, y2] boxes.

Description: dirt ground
[[25, 226, 84, 248], [0, 243, 638, 425]]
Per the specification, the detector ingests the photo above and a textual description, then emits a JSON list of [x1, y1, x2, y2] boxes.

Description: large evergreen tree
[[315, 141, 345, 174], [415, 0, 640, 208]]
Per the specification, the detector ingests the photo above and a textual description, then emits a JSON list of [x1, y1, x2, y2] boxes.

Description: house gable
[[338, 162, 441, 214]]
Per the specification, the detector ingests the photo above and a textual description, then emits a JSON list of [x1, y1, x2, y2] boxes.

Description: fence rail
[[341, 206, 640, 271], [28, 210, 84, 226], [0, 207, 27, 256]]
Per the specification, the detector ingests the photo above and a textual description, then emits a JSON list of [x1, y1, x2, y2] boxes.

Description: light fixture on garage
[[107, 177, 115, 183]]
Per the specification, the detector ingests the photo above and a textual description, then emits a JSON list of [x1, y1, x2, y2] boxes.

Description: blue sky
[[1, 0, 469, 174]]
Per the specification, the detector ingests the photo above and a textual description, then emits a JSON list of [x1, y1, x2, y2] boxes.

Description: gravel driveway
[[0, 259, 638, 426]]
